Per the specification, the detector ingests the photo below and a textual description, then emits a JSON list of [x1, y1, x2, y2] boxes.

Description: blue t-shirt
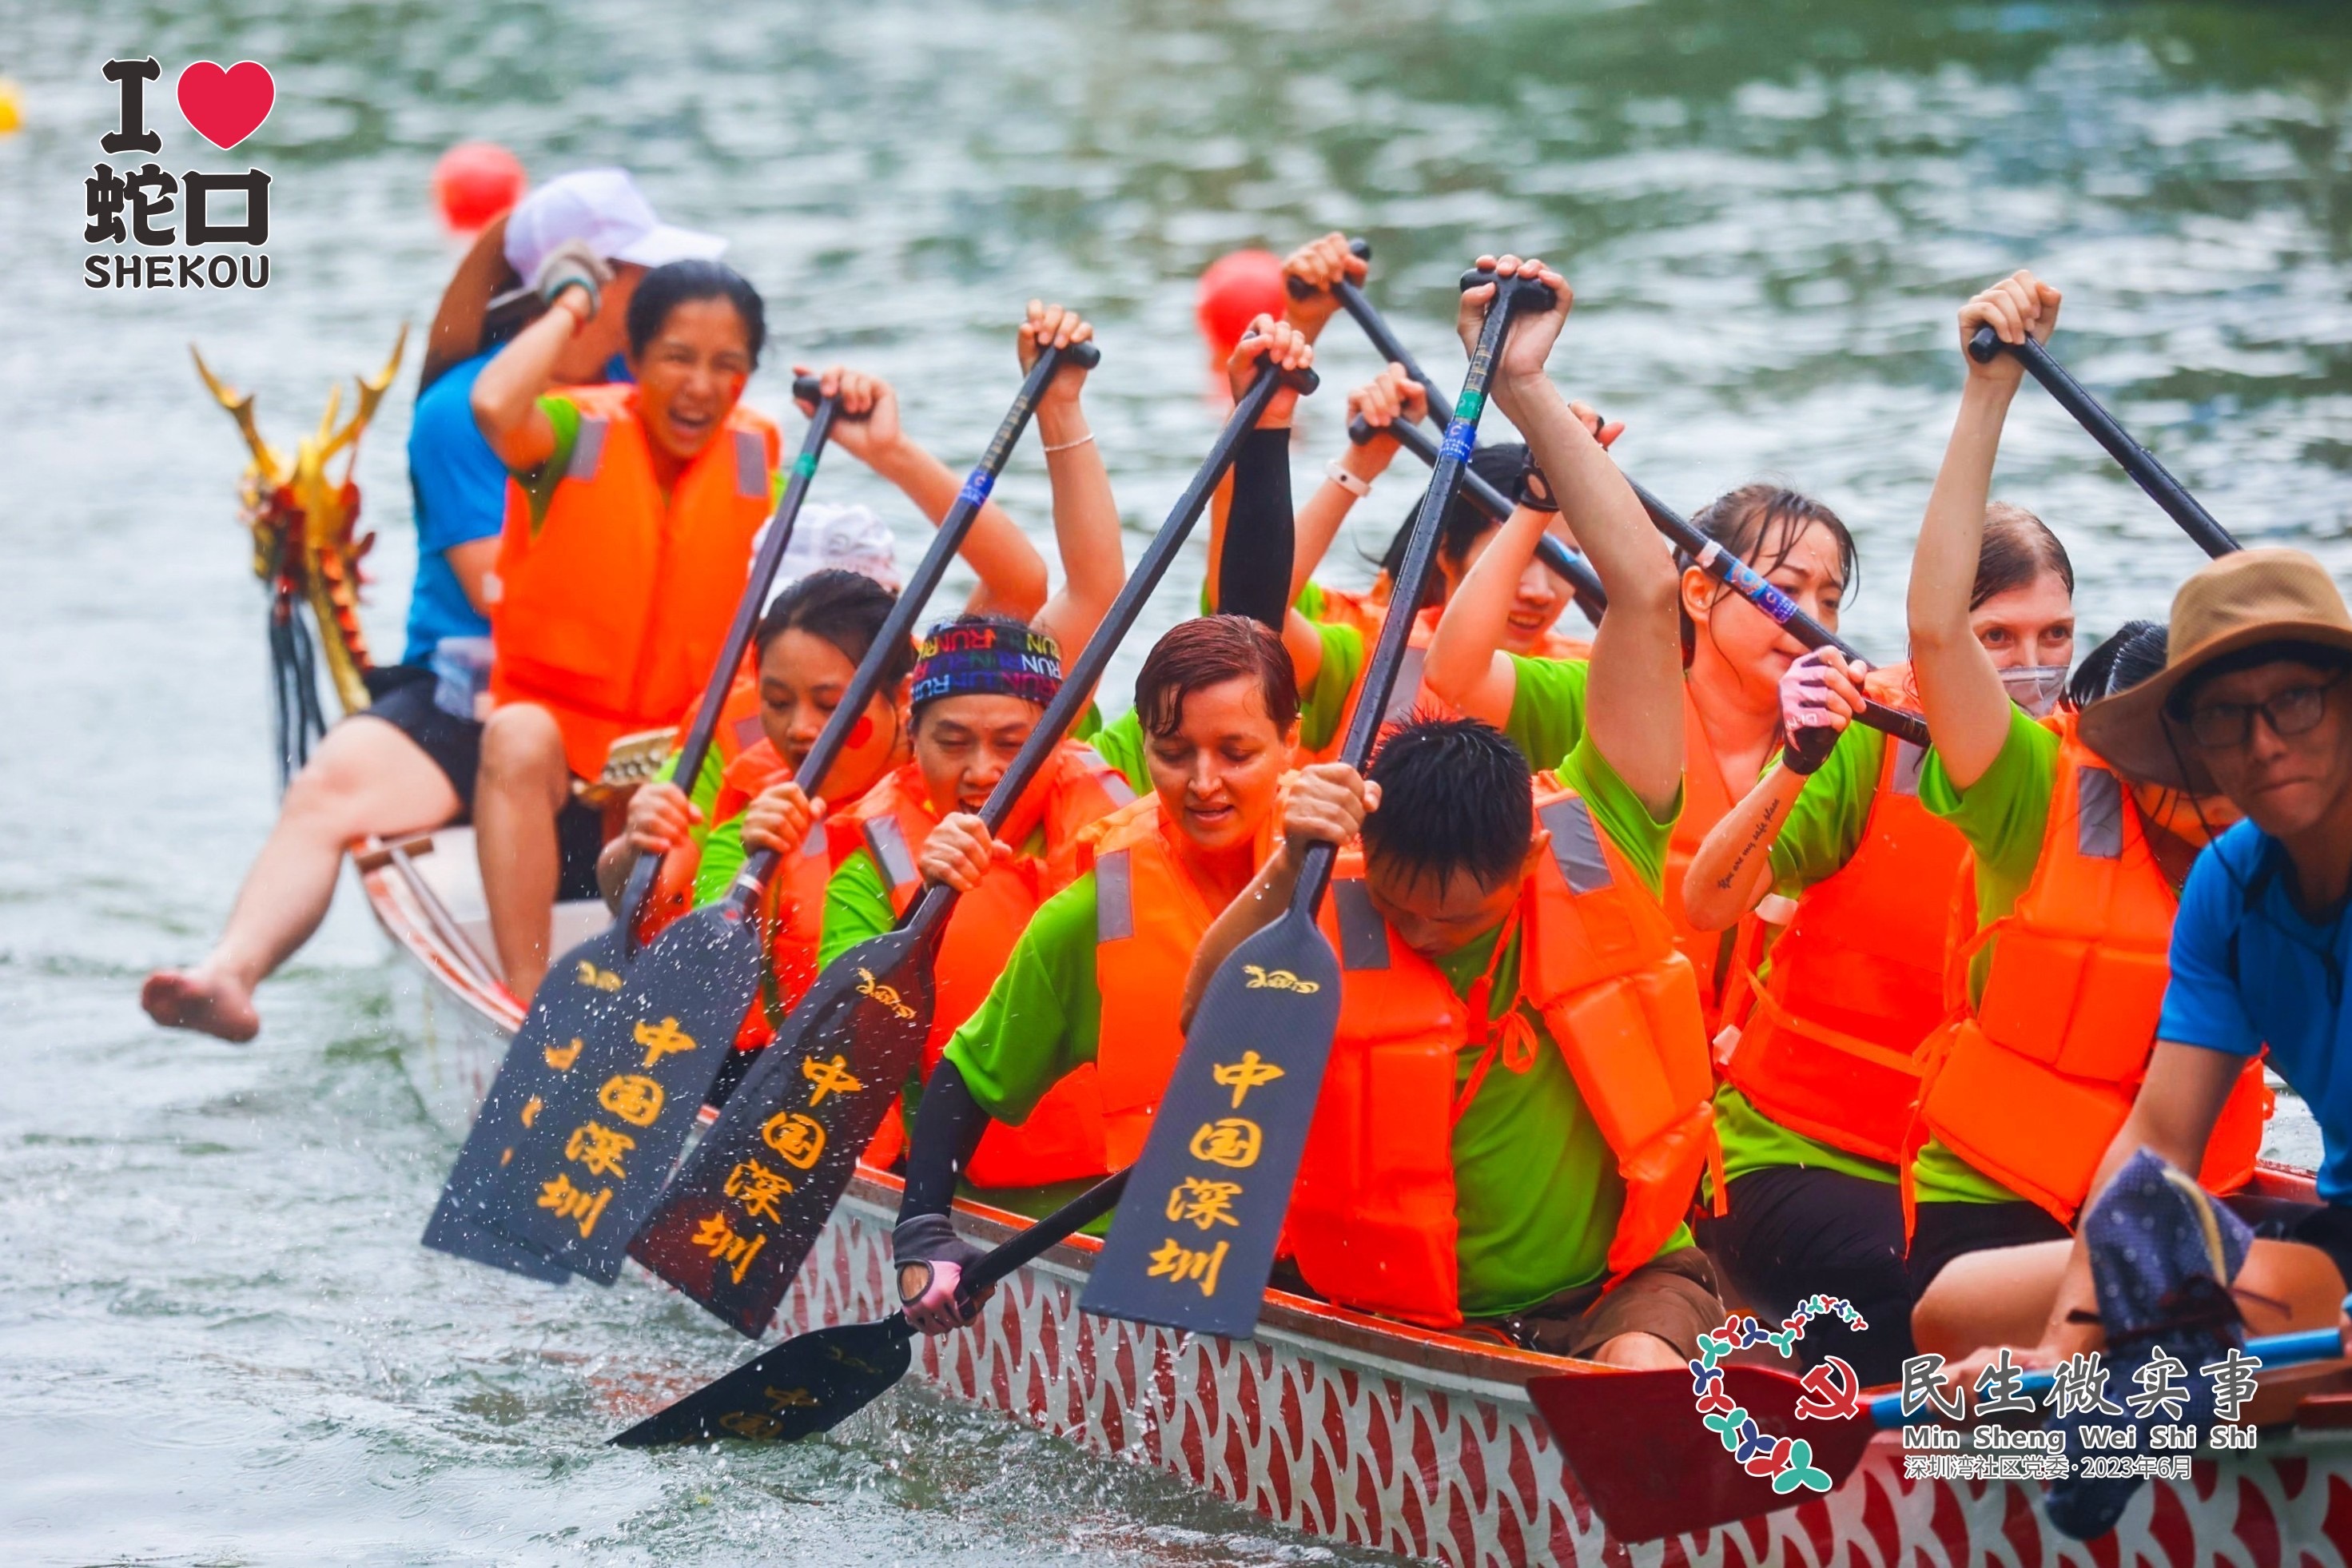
[[2159, 818, 2352, 1203], [401, 351, 508, 666]]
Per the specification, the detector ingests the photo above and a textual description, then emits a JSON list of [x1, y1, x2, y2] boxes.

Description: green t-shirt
[[1907, 706, 2063, 1206], [1502, 654, 1592, 773], [945, 730, 1685, 1311], [1713, 722, 1903, 1189]]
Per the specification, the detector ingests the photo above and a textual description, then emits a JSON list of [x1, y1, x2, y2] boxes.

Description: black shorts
[[1906, 1198, 2071, 1299], [2224, 1195, 2352, 1287], [357, 667, 606, 901], [1694, 1165, 1916, 1386], [1482, 1247, 1725, 1362], [359, 666, 482, 812]]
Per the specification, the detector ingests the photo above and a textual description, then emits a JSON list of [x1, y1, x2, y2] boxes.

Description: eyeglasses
[[1514, 456, 1558, 514], [2179, 669, 2347, 750]]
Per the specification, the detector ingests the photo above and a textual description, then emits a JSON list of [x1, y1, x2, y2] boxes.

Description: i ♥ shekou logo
[[84, 57, 279, 292], [1688, 1295, 1868, 1496]]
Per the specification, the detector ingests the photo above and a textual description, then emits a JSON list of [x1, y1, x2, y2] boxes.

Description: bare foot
[[141, 967, 261, 1043]]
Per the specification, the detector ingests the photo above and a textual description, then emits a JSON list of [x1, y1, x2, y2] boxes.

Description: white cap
[[758, 503, 905, 598], [502, 169, 726, 281]]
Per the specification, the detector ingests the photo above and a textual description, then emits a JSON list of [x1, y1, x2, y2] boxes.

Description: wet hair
[[626, 259, 766, 368], [2064, 620, 2167, 712], [753, 569, 913, 686], [1134, 615, 1300, 739], [1361, 716, 1532, 893], [1373, 443, 1540, 582], [1680, 484, 1858, 664], [2166, 640, 2352, 719], [1973, 503, 2075, 611]]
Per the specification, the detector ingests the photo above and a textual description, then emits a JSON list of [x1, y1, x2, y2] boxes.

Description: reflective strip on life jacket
[[1906, 714, 2271, 1228]]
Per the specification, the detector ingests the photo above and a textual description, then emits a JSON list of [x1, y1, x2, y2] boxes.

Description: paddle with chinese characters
[[421, 374, 836, 1279], [625, 349, 1321, 1337], [1079, 265, 1553, 1340], [607, 1170, 1130, 1447], [486, 344, 1100, 1280], [1529, 1313, 2350, 1544], [1969, 326, 2239, 560]]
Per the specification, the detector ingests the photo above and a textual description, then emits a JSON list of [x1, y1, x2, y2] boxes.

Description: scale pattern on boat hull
[[786, 1183, 2352, 1567]]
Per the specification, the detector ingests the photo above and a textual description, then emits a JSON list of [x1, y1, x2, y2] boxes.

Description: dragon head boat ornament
[[193, 328, 407, 782]]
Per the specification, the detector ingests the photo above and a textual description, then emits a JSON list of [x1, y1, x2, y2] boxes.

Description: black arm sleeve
[[1216, 426, 1295, 633], [896, 1058, 992, 1228]]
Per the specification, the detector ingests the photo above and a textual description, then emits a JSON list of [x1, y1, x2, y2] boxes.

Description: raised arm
[[793, 366, 1049, 621], [1021, 302, 1124, 658], [1284, 366, 1426, 603], [1908, 272, 2062, 790], [1213, 318, 1329, 683], [469, 282, 595, 472], [1470, 256, 1682, 818]]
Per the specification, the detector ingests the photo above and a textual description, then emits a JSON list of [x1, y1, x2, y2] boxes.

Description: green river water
[[2, 1, 2348, 1562]]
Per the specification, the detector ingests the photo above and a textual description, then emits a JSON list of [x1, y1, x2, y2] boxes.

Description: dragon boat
[[203, 349, 2352, 1566]]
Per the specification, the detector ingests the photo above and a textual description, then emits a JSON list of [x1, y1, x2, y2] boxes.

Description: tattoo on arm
[[1713, 797, 1782, 892]]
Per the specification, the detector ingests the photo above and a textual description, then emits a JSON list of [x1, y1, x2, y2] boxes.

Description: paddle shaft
[[1347, 412, 1609, 623], [961, 1168, 1131, 1299], [1319, 243, 1928, 747], [1969, 326, 2239, 559], [723, 342, 1100, 908], [887, 353, 1315, 949], [617, 375, 837, 945], [1285, 270, 1550, 921]]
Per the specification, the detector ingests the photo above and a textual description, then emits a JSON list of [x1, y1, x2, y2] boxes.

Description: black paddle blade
[[489, 898, 766, 1280], [422, 919, 650, 1279], [1081, 908, 1339, 1338], [609, 1315, 914, 1448], [627, 925, 937, 1337]]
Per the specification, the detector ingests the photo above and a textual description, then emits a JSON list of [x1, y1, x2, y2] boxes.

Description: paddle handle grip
[[961, 1168, 1131, 1298], [1284, 236, 1375, 301], [1865, 1317, 2350, 1430], [793, 373, 822, 404], [1968, 326, 2239, 559]]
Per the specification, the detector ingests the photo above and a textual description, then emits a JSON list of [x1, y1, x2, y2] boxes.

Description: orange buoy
[[1195, 249, 1287, 361], [432, 142, 526, 233]]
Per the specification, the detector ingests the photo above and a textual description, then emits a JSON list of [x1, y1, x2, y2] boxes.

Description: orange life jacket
[[1717, 663, 1954, 1164], [1904, 713, 2272, 1228], [1085, 792, 1282, 1170], [831, 746, 1136, 1188], [488, 382, 782, 779], [1286, 782, 1721, 1328], [1667, 684, 1751, 1031], [1299, 604, 1591, 767]]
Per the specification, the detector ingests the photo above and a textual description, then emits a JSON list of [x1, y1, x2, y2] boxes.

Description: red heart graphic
[[177, 61, 274, 150]]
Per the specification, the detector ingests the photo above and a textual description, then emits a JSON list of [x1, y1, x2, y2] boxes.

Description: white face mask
[[2000, 663, 2070, 718]]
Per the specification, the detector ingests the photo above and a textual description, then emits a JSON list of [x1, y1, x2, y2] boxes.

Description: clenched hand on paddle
[[422, 373, 838, 1281], [484, 332, 1104, 1281], [1078, 257, 1558, 1339], [623, 336, 1320, 1339]]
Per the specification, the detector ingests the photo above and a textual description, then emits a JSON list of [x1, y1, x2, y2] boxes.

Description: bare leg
[[1594, 1331, 1687, 1370], [1913, 1237, 2348, 1361], [144, 716, 460, 1041], [475, 702, 571, 1003]]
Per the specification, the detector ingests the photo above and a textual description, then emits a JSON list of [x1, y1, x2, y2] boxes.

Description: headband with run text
[[910, 620, 1065, 711]]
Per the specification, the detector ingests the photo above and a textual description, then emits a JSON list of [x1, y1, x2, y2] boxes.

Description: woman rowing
[[1895, 273, 2274, 1339], [141, 170, 697, 1039], [607, 306, 1124, 1072], [468, 256, 781, 1001], [1426, 472, 1855, 1034], [1677, 375, 2080, 1380]]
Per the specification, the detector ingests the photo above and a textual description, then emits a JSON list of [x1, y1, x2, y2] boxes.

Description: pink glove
[[897, 1256, 992, 1335], [1780, 647, 1865, 776]]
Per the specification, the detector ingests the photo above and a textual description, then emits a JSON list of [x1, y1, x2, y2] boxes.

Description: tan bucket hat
[[2079, 547, 2352, 793]]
